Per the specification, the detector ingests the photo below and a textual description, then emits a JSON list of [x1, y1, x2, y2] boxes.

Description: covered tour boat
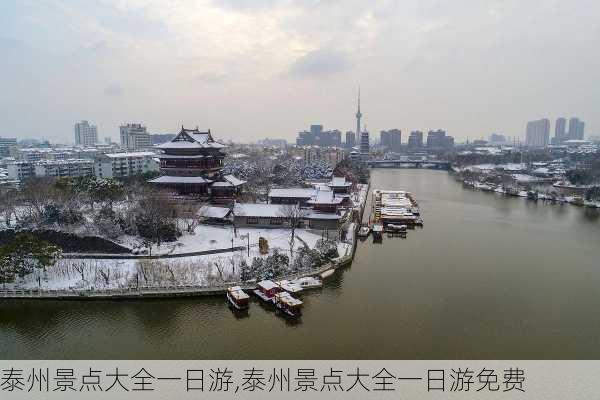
[[273, 292, 303, 317], [253, 280, 281, 302], [227, 286, 250, 310]]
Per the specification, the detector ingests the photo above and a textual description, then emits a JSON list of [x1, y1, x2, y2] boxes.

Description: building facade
[[426, 130, 454, 150], [554, 118, 567, 144], [568, 117, 585, 140], [296, 125, 343, 147], [525, 119, 550, 147], [380, 129, 402, 152], [95, 152, 159, 179], [345, 131, 356, 148], [120, 123, 151, 151], [74, 120, 98, 146], [148, 126, 244, 198], [408, 131, 423, 150], [34, 159, 94, 178]]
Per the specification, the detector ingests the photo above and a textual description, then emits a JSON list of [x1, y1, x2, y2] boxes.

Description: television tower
[[355, 86, 362, 136]]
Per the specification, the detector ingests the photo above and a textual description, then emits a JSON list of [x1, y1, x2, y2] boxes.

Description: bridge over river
[[366, 159, 451, 170]]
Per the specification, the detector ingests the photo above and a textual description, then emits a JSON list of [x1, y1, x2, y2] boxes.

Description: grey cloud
[[289, 48, 351, 78], [104, 83, 124, 96]]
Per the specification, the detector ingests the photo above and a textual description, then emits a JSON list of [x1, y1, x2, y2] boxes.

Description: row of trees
[[0, 176, 190, 252], [0, 234, 62, 285]]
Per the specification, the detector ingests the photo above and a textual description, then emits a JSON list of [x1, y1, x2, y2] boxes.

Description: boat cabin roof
[[257, 280, 278, 291], [276, 280, 303, 293], [275, 292, 303, 307], [228, 286, 249, 300]]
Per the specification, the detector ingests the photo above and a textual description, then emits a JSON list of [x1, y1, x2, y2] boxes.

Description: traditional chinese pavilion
[[149, 126, 245, 197]]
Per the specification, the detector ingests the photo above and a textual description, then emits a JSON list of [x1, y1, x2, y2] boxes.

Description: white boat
[[387, 224, 407, 232], [276, 280, 303, 294], [273, 292, 303, 318], [226, 286, 250, 310], [320, 269, 335, 279], [358, 226, 371, 237], [290, 276, 323, 289]]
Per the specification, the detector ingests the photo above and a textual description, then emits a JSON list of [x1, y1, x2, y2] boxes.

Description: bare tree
[[20, 177, 55, 223], [0, 189, 18, 227], [278, 203, 309, 258]]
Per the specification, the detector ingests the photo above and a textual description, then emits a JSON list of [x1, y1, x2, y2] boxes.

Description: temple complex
[[149, 126, 244, 199]]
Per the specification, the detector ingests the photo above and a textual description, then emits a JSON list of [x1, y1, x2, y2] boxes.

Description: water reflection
[[1, 169, 599, 359]]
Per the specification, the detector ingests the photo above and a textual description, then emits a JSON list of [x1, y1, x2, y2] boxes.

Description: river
[[2, 169, 600, 359]]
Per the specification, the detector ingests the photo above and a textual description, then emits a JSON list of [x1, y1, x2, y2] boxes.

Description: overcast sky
[[1, 0, 599, 144]]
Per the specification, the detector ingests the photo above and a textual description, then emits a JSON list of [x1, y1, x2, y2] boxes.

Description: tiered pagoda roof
[[157, 127, 227, 150]]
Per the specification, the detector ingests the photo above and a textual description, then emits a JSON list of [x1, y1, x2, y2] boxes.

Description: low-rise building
[[268, 188, 317, 205], [7, 162, 34, 180], [95, 151, 159, 178], [34, 159, 94, 178]]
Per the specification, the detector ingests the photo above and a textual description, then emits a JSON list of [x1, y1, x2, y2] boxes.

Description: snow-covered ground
[[6, 227, 330, 291], [115, 225, 324, 255]]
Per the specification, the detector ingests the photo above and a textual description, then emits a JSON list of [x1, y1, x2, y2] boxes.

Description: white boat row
[[227, 276, 323, 318]]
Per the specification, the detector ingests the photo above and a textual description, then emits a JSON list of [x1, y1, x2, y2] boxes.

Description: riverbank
[[4, 169, 600, 359], [1, 184, 369, 300]]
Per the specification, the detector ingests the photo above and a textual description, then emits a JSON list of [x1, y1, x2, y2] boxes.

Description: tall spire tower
[[355, 86, 362, 137]]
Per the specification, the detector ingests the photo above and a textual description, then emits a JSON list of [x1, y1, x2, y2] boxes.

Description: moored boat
[[387, 224, 407, 232], [372, 223, 383, 242], [357, 225, 371, 237], [273, 292, 303, 318], [276, 280, 303, 294], [290, 276, 323, 289], [227, 286, 250, 310], [253, 280, 280, 303]]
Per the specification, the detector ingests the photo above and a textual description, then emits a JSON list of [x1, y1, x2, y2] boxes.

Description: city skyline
[[2, 1, 599, 143]]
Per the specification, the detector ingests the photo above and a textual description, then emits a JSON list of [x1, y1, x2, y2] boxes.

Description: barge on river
[[372, 190, 423, 229]]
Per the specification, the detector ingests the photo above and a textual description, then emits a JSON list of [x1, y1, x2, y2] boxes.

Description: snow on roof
[[228, 286, 249, 300], [258, 280, 278, 290], [305, 212, 342, 220], [275, 291, 303, 306], [157, 140, 202, 149], [512, 174, 543, 183], [104, 151, 156, 158], [149, 175, 213, 184], [156, 154, 205, 159], [234, 203, 284, 218], [199, 206, 231, 219], [329, 176, 351, 187], [308, 190, 343, 205], [269, 188, 316, 198], [224, 174, 246, 186], [211, 181, 233, 187]]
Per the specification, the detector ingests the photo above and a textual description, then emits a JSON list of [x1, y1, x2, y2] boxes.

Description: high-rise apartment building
[[426, 129, 454, 150], [380, 129, 402, 152], [74, 120, 98, 146], [525, 119, 550, 147], [120, 123, 151, 150], [554, 118, 566, 144], [408, 131, 424, 150], [568, 117, 585, 140], [345, 131, 356, 148]]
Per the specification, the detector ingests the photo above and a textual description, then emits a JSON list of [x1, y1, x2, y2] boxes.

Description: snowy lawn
[[115, 225, 324, 256], [7, 227, 329, 291]]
